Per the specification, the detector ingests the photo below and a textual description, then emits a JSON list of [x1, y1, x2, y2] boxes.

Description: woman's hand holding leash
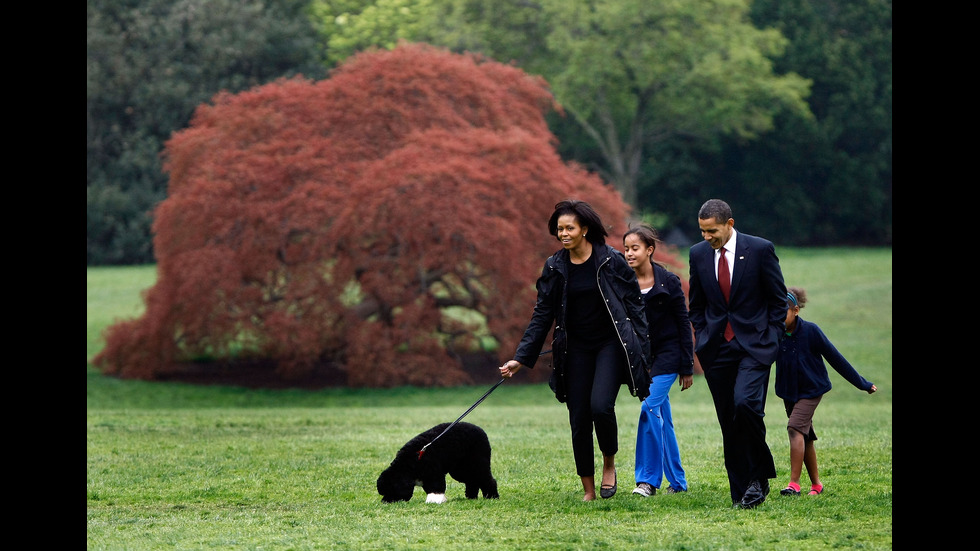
[[499, 360, 524, 378]]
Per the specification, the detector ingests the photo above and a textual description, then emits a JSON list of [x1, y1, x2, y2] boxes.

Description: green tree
[[87, 0, 327, 265], [627, 0, 891, 245], [738, 0, 892, 244], [310, 0, 433, 66], [92, 44, 646, 387], [315, 0, 813, 209]]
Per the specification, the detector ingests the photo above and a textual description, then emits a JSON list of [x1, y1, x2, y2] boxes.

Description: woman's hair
[[549, 199, 608, 245], [787, 286, 807, 308]]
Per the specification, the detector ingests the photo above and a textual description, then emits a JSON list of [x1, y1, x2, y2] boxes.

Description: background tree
[[87, 1, 891, 268], [316, 0, 813, 209], [635, 0, 892, 245], [92, 43, 672, 387], [736, 0, 891, 245], [87, 0, 327, 265], [310, 0, 433, 66], [314, 0, 891, 246]]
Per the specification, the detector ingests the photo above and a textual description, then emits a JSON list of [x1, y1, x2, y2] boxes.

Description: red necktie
[[718, 247, 735, 341]]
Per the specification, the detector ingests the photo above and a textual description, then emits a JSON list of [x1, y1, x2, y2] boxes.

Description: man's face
[[698, 217, 734, 250]]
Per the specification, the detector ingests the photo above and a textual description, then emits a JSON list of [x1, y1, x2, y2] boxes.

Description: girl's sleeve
[[669, 272, 695, 375], [812, 325, 874, 391]]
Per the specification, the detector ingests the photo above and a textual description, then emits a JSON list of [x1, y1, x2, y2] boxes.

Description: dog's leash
[[417, 349, 551, 460]]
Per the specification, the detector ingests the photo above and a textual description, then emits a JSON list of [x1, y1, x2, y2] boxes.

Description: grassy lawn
[[87, 247, 891, 550]]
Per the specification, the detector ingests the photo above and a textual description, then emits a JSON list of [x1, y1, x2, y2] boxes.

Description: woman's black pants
[[564, 337, 624, 477]]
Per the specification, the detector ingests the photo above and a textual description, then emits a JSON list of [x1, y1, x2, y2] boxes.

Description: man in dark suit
[[688, 199, 787, 509]]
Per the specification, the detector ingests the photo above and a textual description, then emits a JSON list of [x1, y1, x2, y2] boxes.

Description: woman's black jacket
[[512, 243, 651, 402]]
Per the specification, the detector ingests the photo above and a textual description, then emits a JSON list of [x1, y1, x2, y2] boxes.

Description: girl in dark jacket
[[500, 200, 650, 502], [623, 224, 694, 497], [775, 287, 877, 497]]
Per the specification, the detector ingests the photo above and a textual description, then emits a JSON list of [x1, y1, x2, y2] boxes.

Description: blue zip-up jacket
[[775, 316, 874, 402], [512, 243, 651, 402]]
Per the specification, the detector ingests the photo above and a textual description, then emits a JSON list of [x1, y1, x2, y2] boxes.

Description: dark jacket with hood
[[512, 243, 651, 402]]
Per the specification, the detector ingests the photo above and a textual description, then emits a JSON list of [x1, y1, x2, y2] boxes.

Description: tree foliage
[[87, 0, 327, 264], [647, 0, 892, 245], [739, 0, 892, 244], [92, 43, 652, 387], [314, 0, 813, 208], [310, 0, 434, 66], [311, 0, 891, 246], [87, 0, 891, 270]]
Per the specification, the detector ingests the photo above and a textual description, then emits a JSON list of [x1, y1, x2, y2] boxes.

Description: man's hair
[[698, 199, 732, 223]]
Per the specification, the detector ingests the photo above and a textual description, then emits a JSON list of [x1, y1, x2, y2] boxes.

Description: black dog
[[376, 422, 499, 503]]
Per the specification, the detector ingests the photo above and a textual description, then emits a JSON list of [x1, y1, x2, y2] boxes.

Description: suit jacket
[[687, 231, 786, 367]]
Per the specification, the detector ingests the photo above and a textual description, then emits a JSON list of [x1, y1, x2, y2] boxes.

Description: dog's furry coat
[[376, 421, 499, 503]]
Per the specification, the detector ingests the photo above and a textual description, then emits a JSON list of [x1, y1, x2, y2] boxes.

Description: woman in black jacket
[[500, 199, 650, 501]]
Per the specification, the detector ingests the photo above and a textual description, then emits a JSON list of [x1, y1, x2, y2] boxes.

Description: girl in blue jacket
[[776, 287, 878, 496]]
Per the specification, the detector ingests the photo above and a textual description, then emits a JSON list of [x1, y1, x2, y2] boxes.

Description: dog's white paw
[[425, 493, 447, 504]]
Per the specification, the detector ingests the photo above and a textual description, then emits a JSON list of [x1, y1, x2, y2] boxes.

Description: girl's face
[[556, 214, 587, 251], [623, 234, 654, 270], [784, 305, 800, 331]]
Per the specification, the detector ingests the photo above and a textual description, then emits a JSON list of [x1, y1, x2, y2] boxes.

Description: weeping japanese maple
[[92, 42, 644, 387]]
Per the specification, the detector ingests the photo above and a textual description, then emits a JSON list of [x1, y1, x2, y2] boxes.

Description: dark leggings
[[564, 338, 625, 477]]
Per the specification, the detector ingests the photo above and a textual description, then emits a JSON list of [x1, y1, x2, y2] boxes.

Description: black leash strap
[[417, 378, 504, 460], [416, 349, 552, 460]]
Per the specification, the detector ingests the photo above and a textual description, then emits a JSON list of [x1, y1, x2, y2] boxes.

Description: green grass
[[87, 247, 891, 550]]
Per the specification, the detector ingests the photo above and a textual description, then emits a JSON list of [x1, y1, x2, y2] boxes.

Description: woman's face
[[556, 214, 587, 251], [623, 233, 654, 271]]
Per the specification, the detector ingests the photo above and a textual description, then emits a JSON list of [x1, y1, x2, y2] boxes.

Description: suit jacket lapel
[[703, 244, 726, 303]]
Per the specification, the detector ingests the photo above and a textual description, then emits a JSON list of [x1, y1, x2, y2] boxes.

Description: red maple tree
[[93, 42, 683, 387]]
